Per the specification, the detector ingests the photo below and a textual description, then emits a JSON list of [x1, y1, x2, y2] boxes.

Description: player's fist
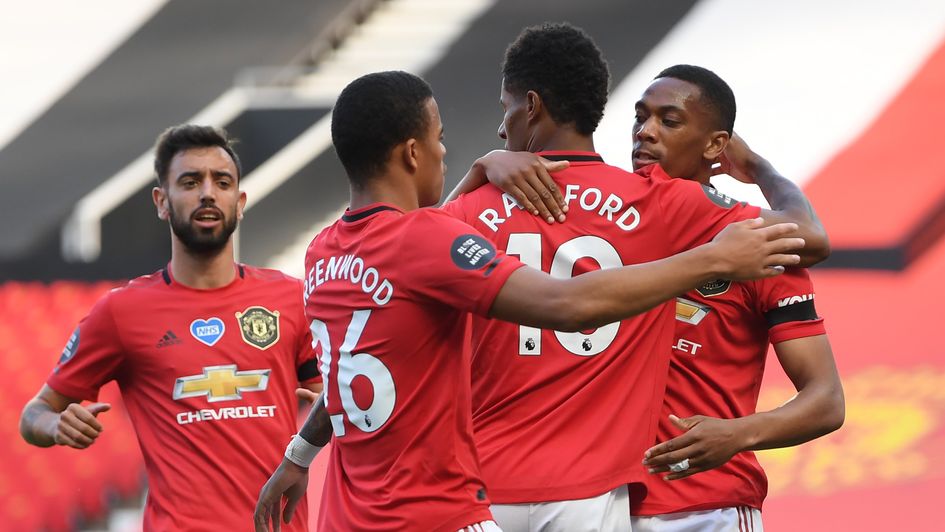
[[53, 402, 110, 449], [711, 218, 804, 280]]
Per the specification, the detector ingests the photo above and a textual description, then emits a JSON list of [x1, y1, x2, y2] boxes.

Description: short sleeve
[[752, 268, 826, 344], [402, 210, 525, 316], [440, 194, 475, 224], [46, 293, 125, 401], [657, 178, 762, 253], [292, 279, 322, 385]]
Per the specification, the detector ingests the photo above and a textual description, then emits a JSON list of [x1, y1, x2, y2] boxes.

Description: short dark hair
[[331, 71, 434, 185], [153, 124, 242, 186], [502, 23, 610, 136], [655, 65, 736, 134]]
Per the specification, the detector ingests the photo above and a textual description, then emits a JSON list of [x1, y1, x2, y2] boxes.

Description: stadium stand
[[0, 281, 141, 531], [0, 0, 353, 280]]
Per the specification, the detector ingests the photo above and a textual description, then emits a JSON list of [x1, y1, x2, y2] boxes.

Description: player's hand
[[642, 415, 746, 480], [53, 402, 110, 449], [295, 388, 318, 404], [478, 150, 569, 223], [254, 458, 309, 532], [710, 218, 803, 280], [714, 132, 759, 184]]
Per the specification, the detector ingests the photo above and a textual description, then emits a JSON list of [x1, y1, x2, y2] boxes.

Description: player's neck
[[348, 177, 420, 213], [528, 125, 595, 154], [693, 165, 713, 186], [169, 238, 238, 289]]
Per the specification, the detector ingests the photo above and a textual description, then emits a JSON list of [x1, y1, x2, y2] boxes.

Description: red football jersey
[[441, 154, 761, 503], [47, 264, 319, 532], [632, 267, 826, 515], [304, 204, 524, 531]]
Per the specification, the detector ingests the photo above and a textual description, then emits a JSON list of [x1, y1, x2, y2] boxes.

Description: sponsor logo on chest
[[172, 364, 277, 426]]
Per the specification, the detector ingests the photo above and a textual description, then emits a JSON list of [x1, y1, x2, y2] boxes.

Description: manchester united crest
[[235, 306, 280, 350], [696, 279, 732, 298]]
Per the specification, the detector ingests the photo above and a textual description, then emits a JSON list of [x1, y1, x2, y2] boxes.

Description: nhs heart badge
[[190, 317, 225, 347]]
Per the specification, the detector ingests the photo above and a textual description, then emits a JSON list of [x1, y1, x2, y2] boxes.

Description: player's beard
[[167, 201, 238, 255]]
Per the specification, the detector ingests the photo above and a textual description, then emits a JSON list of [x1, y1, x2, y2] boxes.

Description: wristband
[[284, 434, 322, 467]]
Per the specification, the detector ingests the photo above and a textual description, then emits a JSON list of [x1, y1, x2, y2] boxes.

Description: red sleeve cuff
[[46, 376, 100, 402], [769, 317, 826, 344]]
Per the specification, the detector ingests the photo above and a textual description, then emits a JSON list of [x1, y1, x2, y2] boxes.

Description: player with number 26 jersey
[[442, 156, 761, 503], [303, 204, 525, 531]]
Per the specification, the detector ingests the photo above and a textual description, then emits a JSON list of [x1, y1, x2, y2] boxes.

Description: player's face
[[632, 77, 720, 179], [417, 97, 447, 207], [154, 147, 246, 254], [497, 79, 530, 152]]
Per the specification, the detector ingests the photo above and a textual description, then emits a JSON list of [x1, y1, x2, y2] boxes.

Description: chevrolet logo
[[675, 297, 711, 325], [173, 365, 270, 403]]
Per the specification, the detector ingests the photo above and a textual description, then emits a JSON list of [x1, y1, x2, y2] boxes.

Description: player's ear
[[526, 90, 542, 123], [236, 190, 247, 220], [152, 186, 169, 221], [402, 138, 420, 172], [703, 130, 730, 162]]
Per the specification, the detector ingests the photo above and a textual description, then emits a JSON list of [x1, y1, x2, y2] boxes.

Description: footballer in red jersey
[[303, 206, 523, 531], [20, 125, 321, 532], [628, 66, 843, 532], [443, 155, 761, 505], [633, 269, 826, 520], [253, 71, 804, 532], [438, 25, 830, 532]]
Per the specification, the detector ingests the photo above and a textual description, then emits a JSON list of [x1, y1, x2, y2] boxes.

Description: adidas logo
[[156, 330, 182, 348]]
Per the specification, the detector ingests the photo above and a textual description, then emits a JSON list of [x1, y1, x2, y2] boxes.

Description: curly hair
[[502, 22, 610, 135], [655, 64, 736, 134]]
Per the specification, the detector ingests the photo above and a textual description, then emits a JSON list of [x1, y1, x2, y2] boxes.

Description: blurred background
[[1, 0, 942, 530]]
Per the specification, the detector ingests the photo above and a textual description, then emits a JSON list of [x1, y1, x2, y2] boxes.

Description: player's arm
[[643, 334, 844, 480], [720, 133, 830, 265], [443, 150, 568, 223], [254, 392, 331, 532], [490, 218, 803, 330], [19, 385, 111, 449]]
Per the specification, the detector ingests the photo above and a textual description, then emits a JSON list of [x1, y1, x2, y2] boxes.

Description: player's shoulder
[[110, 269, 172, 298], [751, 266, 814, 293], [239, 264, 305, 301], [650, 171, 746, 211], [240, 264, 302, 285], [87, 269, 169, 315], [406, 207, 476, 232], [747, 267, 816, 312]]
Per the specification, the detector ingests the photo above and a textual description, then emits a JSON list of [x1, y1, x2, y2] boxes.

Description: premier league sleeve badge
[[235, 306, 280, 350]]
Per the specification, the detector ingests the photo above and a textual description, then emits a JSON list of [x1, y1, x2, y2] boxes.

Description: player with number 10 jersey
[[443, 157, 760, 503]]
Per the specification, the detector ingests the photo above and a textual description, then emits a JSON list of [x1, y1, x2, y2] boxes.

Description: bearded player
[[252, 70, 806, 532], [19, 125, 322, 531]]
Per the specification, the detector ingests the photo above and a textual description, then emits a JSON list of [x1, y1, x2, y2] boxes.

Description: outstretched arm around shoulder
[[489, 218, 803, 330]]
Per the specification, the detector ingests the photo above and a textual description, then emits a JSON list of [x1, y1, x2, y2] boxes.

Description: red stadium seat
[[0, 281, 144, 531]]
